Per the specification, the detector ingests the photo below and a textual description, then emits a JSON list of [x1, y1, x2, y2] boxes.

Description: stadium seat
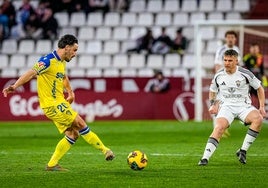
[[103, 41, 120, 54], [86, 68, 102, 77], [78, 55, 95, 68], [225, 12, 242, 20], [78, 27, 94, 40], [129, 0, 146, 12], [182, 26, 194, 40], [95, 55, 112, 69], [129, 27, 146, 40], [182, 54, 195, 70], [233, 0, 250, 12], [190, 12, 206, 25], [87, 12, 103, 26], [121, 40, 137, 53], [18, 68, 30, 76], [54, 12, 69, 27], [164, 54, 181, 68], [173, 13, 189, 26], [96, 27, 112, 41], [216, 0, 232, 12], [207, 12, 224, 20], [59, 27, 77, 37], [189, 68, 207, 78], [86, 40, 102, 54], [163, 0, 180, 13], [147, 55, 164, 69], [77, 40, 86, 54], [129, 54, 146, 68], [113, 27, 129, 41], [151, 26, 162, 38], [35, 40, 52, 54], [121, 68, 137, 77], [27, 54, 40, 68], [200, 26, 215, 40], [121, 13, 137, 27], [201, 54, 215, 70], [155, 13, 172, 27], [172, 68, 189, 78], [69, 68, 86, 77], [113, 54, 129, 69], [1, 39, 17, 54], [199, 0, 215, 12], [137, 13, 154, 26], [206, 40, 222, 54], [103, 68, 120, 77], [70, 12, 86, 27], [187, 40, 205, 53], [137, 68, 154, 77], [18, 40, 35, 54], [147, 0, 162, 13], [0, 54, 8, 69], [181, 0, 197, 12], [104, 12, 120, 27], [9, 54, 26, 68], [162, 68, 172, 77], [1, 68, 17, 78]]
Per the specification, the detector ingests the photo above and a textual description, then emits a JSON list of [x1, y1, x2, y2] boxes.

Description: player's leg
[[199, 106, 233, 166], [47, 128, 78, 171], [43, 104, 78, 171], [74, 115, 115, 160], [237, 108, 263, 164], [198, 117, 229, 166]]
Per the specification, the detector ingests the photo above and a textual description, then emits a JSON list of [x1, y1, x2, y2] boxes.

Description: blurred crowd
[[0, 0, 130, 42]]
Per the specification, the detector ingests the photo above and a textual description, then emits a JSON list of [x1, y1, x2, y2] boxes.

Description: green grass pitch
[[1, 120, 268, 188]]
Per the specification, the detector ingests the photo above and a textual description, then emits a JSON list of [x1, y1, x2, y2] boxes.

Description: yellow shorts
[[42, 102, 78, 134]]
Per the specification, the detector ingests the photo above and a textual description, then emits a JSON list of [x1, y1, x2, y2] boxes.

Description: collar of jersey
[[52, 50, 61, 61]]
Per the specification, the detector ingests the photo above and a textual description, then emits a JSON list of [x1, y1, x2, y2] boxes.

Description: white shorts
[[216, 104, 257, 125]]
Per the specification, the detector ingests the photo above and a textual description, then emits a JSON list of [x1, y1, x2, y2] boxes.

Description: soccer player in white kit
[[198, 49, 266, 166], [213, 30, 241, 138]]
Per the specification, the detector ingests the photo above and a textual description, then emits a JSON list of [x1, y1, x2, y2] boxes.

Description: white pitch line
[[1, 151, 268, 157]]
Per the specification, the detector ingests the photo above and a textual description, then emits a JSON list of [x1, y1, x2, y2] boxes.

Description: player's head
[[249, 43, 260, 55], [223, 49, 238, 73], [224, 30, 237, 48], [58, 34, 78, 62]]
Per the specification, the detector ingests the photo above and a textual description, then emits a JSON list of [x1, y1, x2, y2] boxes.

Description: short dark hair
[[225, 30, 238, 38], [224, 49, 238, 57], [58, 34, 78, 49]]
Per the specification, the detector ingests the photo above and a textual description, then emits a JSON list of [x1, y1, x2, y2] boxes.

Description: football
[[127, 150, 148, 170]]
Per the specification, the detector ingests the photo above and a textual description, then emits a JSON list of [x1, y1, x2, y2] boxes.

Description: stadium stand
[[0, 0, 259, 78]]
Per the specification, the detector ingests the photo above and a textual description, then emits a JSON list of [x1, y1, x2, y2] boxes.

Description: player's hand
[[259, 106, 266, 118], [66, 90, 75, 104], [208, 103, 219, 114], [2, 85, 16, 97]]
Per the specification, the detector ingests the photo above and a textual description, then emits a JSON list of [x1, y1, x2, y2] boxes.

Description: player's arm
[[2, 69, 37, 97], [63, 75, 75, 104], [256, 86, 266, 117], [208, 91, 219, 115]]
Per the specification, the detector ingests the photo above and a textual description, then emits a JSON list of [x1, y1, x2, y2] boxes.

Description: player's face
[[64, 43, 78, 62], [225, 34, 236, 48], [223, 55, 238, 74]]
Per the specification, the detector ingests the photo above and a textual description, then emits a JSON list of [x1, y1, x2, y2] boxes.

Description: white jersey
[[210, 66, 261, 106], [214, 44, 241, 65]]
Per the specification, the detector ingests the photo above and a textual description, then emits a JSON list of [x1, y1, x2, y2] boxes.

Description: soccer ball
[[127, 150, 148, 170]]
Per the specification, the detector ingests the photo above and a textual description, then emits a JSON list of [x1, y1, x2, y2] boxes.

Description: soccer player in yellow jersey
[[2, 34, 115, 171]]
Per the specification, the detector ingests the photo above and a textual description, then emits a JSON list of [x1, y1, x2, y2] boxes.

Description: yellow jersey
[[32, 50, 66, 108]]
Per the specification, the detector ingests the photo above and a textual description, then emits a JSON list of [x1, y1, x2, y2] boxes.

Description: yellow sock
[[47, 136, 74, 167], [81, 131, 110, 154]]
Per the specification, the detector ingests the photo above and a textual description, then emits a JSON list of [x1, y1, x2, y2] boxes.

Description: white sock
[[202, 137, 219, 160], [241, 129, 259, 151]]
